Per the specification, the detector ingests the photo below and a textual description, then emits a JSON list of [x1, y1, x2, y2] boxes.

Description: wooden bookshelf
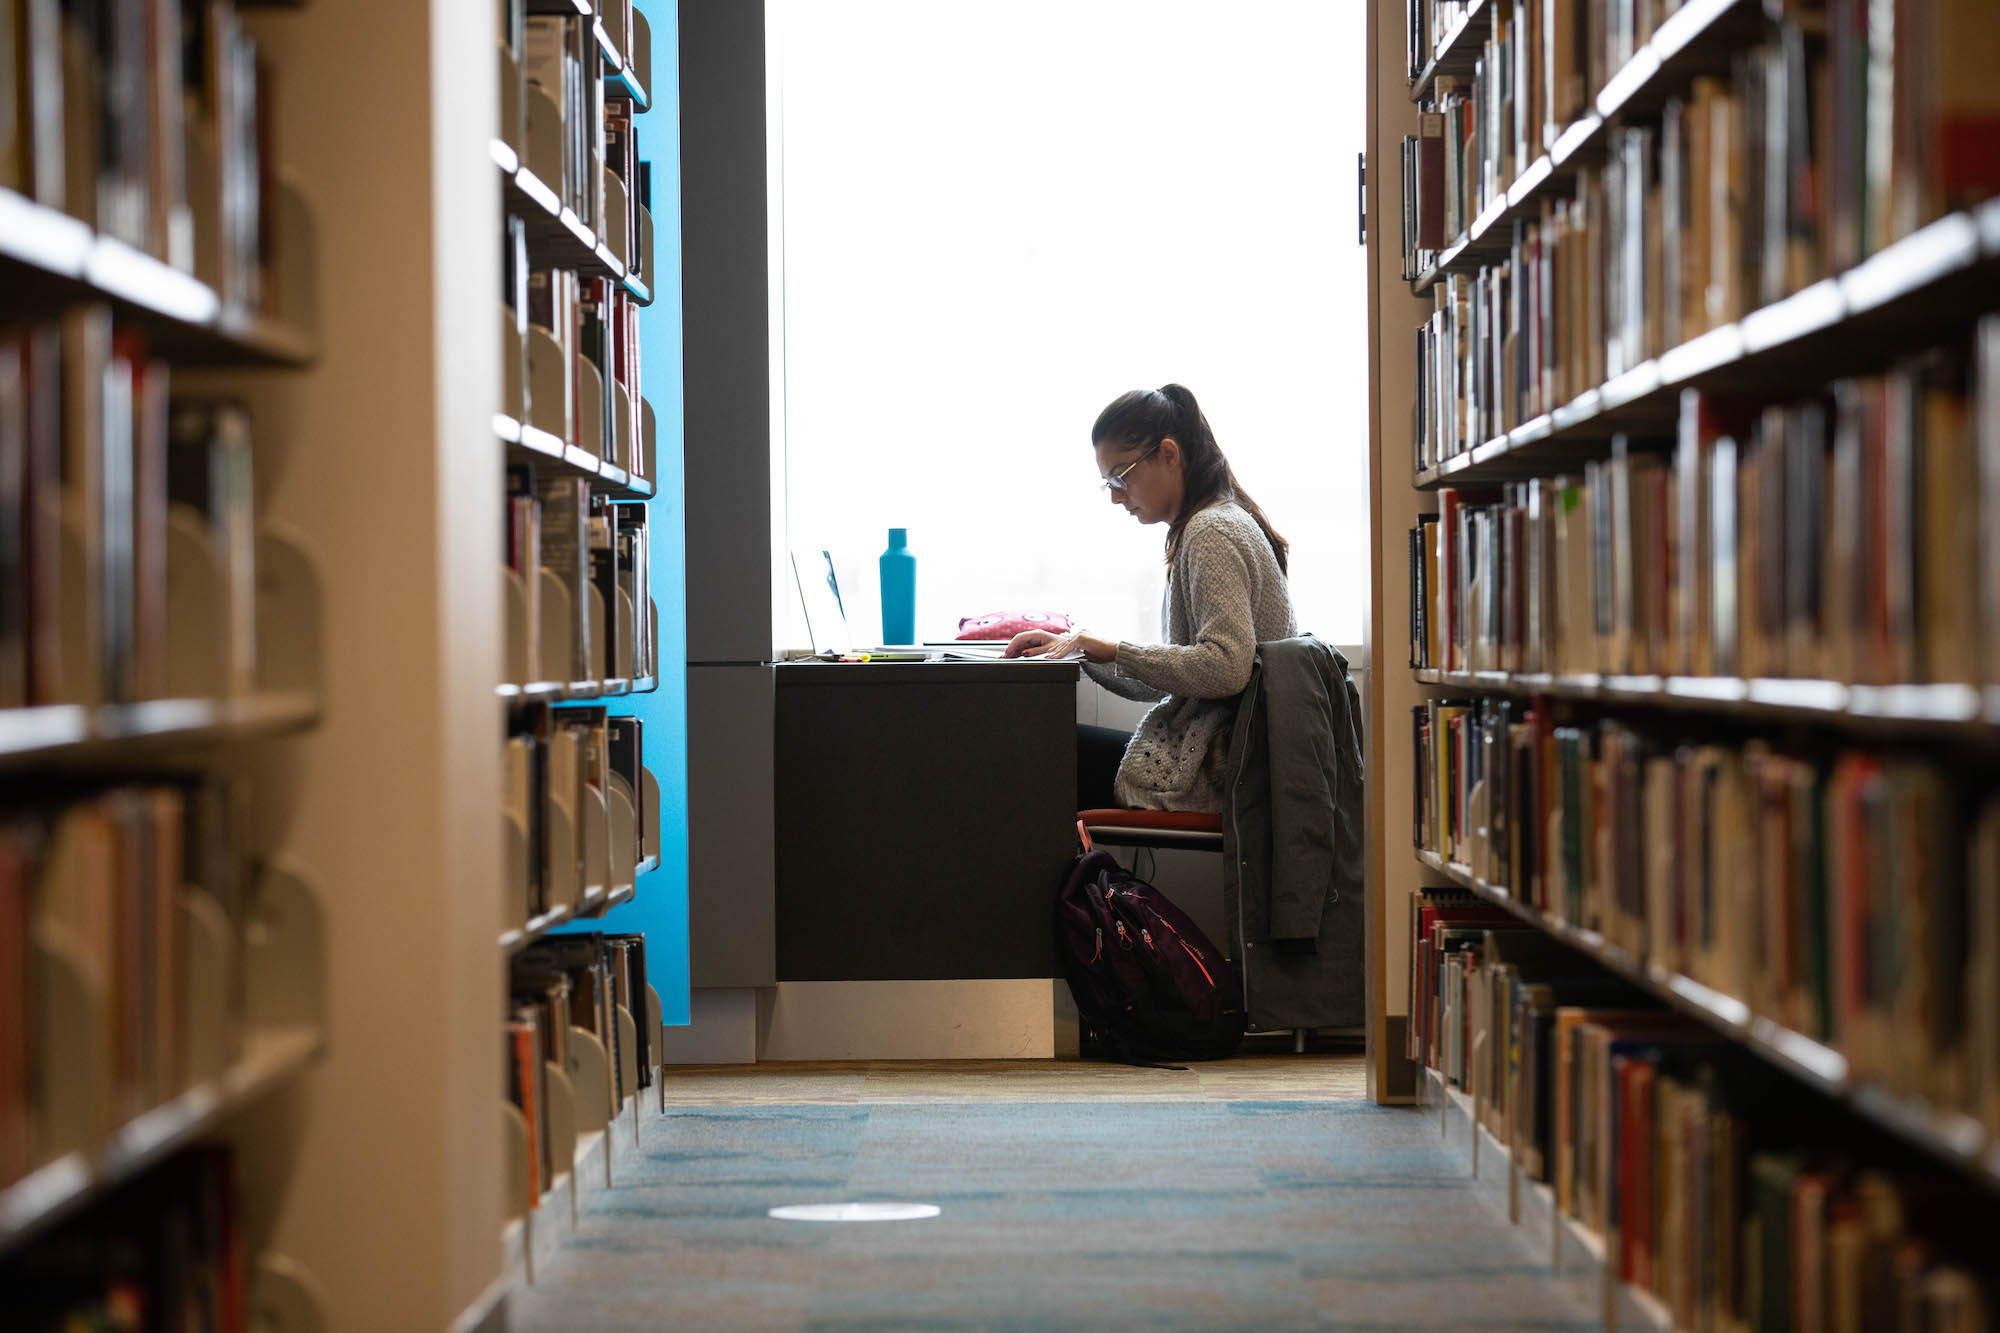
[[0, 189, 315, 367], [1413, 669, 2000, 737], [1414, 849, 2000, 1191], [505, 160, 626, 281], [501, 903, 575, 955], [497, 412, 657, 497], [493, 12, 664, 1317], [0, 693, 323, 770], [492, 140, 652, 305], [1422, 1067, 1676, 1333], [0, 1028, 325, 1257], [496, 676, 659, 702], [0, 2, 342, 1314], [1408, 0, 1491, 101], [1408, 0, 1763, 289], [1412, 203, 2000, 488], [1381, 0, 2000, 1306]]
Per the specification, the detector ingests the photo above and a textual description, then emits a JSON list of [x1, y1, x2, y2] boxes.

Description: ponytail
[[1093, 383, 1290, 575]]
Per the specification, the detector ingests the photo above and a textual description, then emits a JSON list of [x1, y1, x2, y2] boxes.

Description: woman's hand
[[1003, 630, 1060, 658], [1005, 629, 1118, 663]]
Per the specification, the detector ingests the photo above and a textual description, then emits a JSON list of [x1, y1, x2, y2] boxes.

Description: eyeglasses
[[1099, 444, 1158, 494]]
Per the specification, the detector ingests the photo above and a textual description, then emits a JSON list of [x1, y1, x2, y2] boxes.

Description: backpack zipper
[[1180, 939, 1217, 988], [1089, 928, 1102, 964]]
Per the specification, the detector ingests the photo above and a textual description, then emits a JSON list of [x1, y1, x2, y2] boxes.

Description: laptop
[[788, 551, 1069, 662]]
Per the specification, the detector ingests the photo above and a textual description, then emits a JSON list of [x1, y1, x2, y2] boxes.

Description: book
[[166, 397, 257, 697], [536, 474, 591, 683]]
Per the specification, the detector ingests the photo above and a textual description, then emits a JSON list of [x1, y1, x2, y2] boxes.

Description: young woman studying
[[1005, 384, 1296, 812]]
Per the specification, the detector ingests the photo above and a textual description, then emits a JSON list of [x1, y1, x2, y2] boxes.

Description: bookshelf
[[0, 0, 344, 1320], [0, 1027, 325, 1254], [1379, 0, 2000, 1322], [0, 692, 322, 768], [1421, 1065, 1678, 1333], [1415, 848, 2000, 1185], [493, 0, 670, 1309], [0, 189, 315, 366]]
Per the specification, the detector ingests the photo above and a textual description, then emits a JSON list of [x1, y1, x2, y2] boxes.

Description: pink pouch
[[956, 610, 1075, 641]]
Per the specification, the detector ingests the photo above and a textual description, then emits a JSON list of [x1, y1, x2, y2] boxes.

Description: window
[[773, 0, 1370, 649]]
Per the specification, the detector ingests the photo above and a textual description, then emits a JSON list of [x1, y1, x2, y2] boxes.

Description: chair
[[1072, 807, 1314, 1054], [1076, 807, 1222, 850]]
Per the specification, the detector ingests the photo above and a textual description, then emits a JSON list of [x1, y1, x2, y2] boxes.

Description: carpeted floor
[[509, 1056, 1597, 1332]]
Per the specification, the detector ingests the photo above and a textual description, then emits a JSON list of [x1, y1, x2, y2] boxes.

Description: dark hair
[[1090, 383, 1290, 575]]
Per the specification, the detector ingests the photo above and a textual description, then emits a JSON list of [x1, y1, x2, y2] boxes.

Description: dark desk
[[774, 659, 1080, 981]]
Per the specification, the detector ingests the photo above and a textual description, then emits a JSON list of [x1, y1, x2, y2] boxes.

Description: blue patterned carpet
[[509, 1072, 1597, 1332]]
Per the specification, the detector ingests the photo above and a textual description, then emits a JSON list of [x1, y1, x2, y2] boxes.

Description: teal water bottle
[[879, 528, 915, 645]]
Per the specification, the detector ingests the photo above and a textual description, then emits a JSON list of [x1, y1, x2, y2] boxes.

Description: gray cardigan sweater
[[1083, 501, 1296, 811]]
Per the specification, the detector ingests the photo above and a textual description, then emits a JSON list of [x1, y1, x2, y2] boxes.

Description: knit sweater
[[1083, 501, 1296, 811]]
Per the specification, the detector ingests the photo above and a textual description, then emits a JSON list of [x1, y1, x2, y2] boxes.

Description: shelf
[[1421, 1068, 1675, 1333], [574, 881, 634, 918], [1414, 849, 2000, 1190], [1408, 0, 1491, 101], [1411, 668, 2000, 738], [0, 1027, 324, 1255], [0, 692, 322, 771], [498, 679, 646, 703], [499, 156, 624, 281], [0, 188, 314, 367], [1409, 0, 1777, 295], [1412, 206, 2000, 488], [622, 270, 652, 305], [496, 413, 651, 496], [634, 853, 658, 875], [605, 57, 650, 112], [629, 675, 657, 694], [501, 902, 574, 954]]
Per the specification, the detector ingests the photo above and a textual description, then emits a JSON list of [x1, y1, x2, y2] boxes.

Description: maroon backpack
[[1055, 847, 1246, 1063]]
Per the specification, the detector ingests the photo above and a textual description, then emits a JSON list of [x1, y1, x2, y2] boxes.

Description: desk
[[774, 659, 1080, 981]]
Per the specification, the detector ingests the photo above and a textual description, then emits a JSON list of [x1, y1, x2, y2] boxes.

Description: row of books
[[0, 774, 252, 1191], [1405, 0, 2000, 465], [1411, 697, 2000, 1137], [505, 234, 649, 484], [506, 930, 653, 1205], [2, 0, 280, 315], [1412, 325, 2000, 685], [1411, 895, 1998, 1332], [504, 703, 650, 929], [507, 6, 649, 267], [5, 1144, 249, 1331], [2, 308, 260, 709], [1402, 0, 2000, 288], [505, 467, 653, 685]]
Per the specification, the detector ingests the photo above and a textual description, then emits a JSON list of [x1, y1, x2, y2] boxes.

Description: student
[[1006, 383, 1296, 812]]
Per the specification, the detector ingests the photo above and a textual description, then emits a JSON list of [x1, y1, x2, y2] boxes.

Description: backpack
[[1054, 847, 1246, 1063]]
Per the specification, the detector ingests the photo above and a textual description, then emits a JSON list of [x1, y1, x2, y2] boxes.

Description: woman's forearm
[[1112, 636, 1254, 701]]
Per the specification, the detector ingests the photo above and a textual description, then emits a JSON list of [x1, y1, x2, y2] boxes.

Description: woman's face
[[1095, 436, 1182, 526]]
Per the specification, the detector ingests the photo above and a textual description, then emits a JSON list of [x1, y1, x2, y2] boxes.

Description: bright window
[[772, 0, 1370, 649]]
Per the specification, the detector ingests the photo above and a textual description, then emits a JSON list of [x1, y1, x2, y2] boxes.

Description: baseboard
[[760, 979, 1055, 1060], [447, 1277, 508, 1333]]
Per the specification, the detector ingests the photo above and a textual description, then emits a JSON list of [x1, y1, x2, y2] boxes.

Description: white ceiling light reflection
[[768, 1202, 942, 1222]]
